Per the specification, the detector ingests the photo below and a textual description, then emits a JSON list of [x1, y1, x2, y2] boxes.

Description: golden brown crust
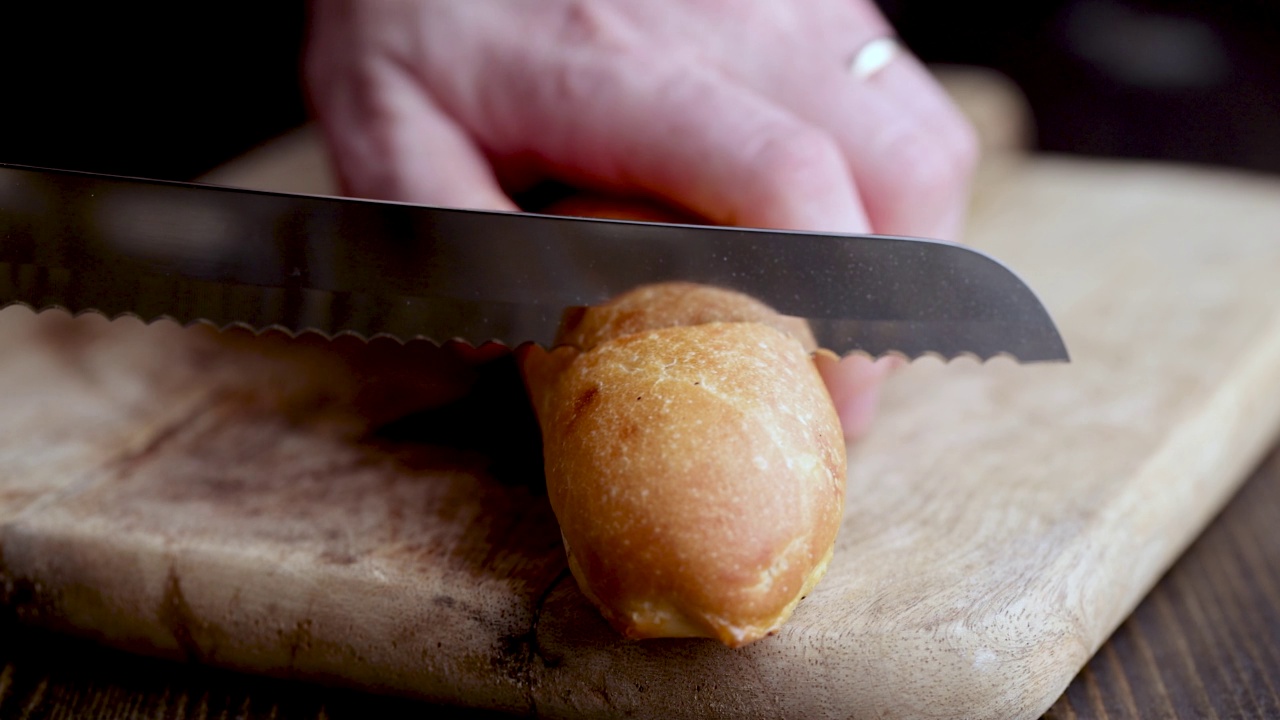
[[556, 282, 817, 355], [520, 283, 846, 647]]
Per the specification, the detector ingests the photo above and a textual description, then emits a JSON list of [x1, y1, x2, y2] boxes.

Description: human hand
[[303, 0, 978, 439]]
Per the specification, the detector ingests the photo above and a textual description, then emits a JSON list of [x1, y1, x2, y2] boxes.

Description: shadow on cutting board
[[0, 614, 512, 719], [371, 352, 548, 493]]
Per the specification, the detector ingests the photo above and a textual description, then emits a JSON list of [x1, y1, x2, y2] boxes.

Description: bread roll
[[520, 282, 846, 647]]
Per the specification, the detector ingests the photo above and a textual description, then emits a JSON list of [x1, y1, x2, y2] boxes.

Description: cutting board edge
[[0, 515, 550, 715], [1020, 296, 1280, 717], [1077, 302, 1280, 650]]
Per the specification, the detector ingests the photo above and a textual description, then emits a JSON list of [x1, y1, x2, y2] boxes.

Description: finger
[[471, 50, 872, 234], [310, 60, 517, 211], [851, 46, 981, 241], [864, 49, 978, 159], [831, 52, 977, 242], [729, 28, 978, 242], [498, 54, 902, 434], [813, 353, 902, 440]]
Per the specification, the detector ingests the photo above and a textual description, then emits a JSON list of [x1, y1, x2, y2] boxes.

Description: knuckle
[[539, 2, 643, 107], [879, 123, 977, 202], [744, 126, 849, 199], [551, 0, 633, 48]]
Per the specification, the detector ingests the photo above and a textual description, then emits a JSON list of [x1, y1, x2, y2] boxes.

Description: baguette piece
[[521, 282, 846, 647]]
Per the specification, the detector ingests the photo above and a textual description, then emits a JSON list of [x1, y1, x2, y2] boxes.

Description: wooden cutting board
[[5, 139, 1280, 718]]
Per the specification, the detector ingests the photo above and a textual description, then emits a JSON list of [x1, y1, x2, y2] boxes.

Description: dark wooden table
[[3, 444, 1278, 720]]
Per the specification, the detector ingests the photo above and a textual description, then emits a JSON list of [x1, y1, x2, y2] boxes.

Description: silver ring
[[848, 37, 900, 81]]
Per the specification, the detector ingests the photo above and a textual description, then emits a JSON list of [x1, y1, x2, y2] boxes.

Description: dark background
[[2, 1, 1278, 182]]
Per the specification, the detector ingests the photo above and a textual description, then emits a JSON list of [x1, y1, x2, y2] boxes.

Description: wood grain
[[0, 312, 565, 715], [3, 444, 1278, 720], [1045, 444, 1280, 720]]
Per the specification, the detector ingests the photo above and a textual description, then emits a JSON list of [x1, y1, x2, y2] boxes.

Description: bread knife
[[0, 163, 1068, 362]]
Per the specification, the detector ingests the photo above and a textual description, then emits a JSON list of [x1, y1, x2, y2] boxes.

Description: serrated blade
[[0, 163, 1068, 361]]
